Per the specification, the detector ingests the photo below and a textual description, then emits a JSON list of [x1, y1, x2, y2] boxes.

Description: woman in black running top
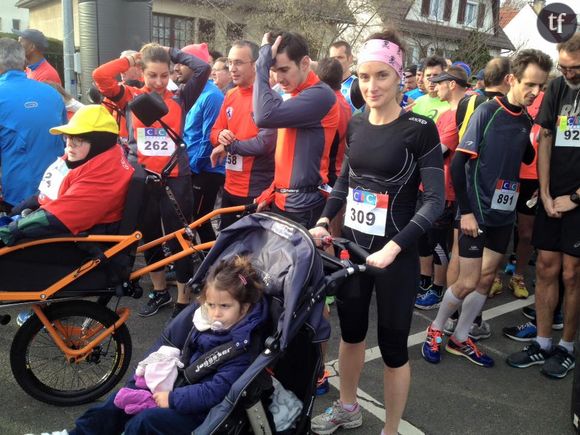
[[310, 29, 444, 435]]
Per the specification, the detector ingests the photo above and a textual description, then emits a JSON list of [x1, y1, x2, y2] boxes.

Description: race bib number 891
[[491, 179, 519, 211], [344, 188, 388, 236]]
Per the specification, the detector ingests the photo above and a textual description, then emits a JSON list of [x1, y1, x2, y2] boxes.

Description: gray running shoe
[[311, 400, 362, 435], [138, 290, 172, 317], [506, 341, 549, 368], [541, 345, 575, 379], [443, 318, 490, 340], [469, 320, 491, 341], [443, 318, 457, 335]]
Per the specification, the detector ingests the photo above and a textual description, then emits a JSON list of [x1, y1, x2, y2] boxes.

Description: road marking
[[323, 296, 535, 433], [326, 362, 425, 435]]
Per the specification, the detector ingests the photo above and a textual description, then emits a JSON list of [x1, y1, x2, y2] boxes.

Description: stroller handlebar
[[319, 236, 383, 276]]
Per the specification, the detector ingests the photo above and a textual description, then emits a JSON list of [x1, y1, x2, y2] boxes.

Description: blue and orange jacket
[[210, 84, 276, 198], [93, 49, 210, 177], [253, 46, 339, 212]]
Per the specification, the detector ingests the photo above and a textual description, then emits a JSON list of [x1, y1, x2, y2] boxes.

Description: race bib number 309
[[491, 179, 519, 211], [344, 188, 389, 236], [137, 128, 176, 156]]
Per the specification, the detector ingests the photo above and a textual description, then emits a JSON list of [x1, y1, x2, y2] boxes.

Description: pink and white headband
[[357, 39, 404, 79]]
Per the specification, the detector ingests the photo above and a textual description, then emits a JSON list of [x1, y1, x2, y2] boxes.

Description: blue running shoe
[[415, 289, 442, 310], [416, 284, 431, 298], [503, 321, 536, 342], [552, 311, 564, 330], [446, 337, 494, 367], [422, 326, 443, 364], [504, 262, 516, 275], [522, 307, 564, 330]]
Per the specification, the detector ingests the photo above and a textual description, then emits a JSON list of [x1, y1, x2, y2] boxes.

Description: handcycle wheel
[[10, 300, 132, 406]]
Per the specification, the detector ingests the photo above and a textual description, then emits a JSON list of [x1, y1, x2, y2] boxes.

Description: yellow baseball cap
[[50, 104, 119, 136]]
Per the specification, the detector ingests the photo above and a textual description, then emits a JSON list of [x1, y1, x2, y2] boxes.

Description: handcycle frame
[[0, 204, 249, 364]]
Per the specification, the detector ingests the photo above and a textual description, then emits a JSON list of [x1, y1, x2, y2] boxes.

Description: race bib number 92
[[556, 115, 580, 147]]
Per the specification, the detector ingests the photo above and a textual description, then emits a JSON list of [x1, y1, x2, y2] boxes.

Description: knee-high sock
[[432, 288, 463, 330], [454, 292, 487, 342]]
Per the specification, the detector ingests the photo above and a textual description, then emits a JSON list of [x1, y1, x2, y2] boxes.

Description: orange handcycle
[[0, 190, 254, 406]]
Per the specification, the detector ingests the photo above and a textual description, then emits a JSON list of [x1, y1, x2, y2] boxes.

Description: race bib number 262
[[136, 128, 176, 156]]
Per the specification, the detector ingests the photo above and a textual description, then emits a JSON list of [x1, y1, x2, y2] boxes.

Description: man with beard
[[507, 33, 580, 379]]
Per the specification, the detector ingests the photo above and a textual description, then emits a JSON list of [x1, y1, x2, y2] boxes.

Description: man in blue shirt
[[177, 43, 225, 243], [0, 38, 66, 212]]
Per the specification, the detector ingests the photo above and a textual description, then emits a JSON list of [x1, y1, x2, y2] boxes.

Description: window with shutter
[[421, 0, 431, 16], [457, 0, 467, 24], [443, 0, 453, 21], [477, 3, 486, 28]]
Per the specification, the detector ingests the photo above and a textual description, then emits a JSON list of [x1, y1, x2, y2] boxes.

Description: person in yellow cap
[[0, 105, 134, 246]]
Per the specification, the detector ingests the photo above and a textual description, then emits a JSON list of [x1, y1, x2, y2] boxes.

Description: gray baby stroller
[[184, 212, 368, 434]]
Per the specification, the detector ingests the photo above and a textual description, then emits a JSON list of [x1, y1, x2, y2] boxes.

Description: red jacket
[[41, 146, 134, 234], [27, 58, 62, 85], [328, 90, 351, 186], [210, 85, 276, 198], [93, 50, 210, 177]]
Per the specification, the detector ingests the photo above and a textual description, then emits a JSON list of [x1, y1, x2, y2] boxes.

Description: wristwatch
[[570, 192, 580, 205]]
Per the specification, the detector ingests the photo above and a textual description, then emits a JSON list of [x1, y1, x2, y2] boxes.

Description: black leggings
[[337, 231, 419, 368], [418, 227, 450, 266], [191, 171, 224, 243], [140, 176, 193, 283]]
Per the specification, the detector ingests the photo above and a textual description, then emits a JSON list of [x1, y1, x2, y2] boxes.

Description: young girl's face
[[143, 61, 170, 95], [204, 285, 249, 330]]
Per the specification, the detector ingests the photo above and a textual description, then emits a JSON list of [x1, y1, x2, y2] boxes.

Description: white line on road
[[325, 362, 425, 435], [323, 296, 535, 434]]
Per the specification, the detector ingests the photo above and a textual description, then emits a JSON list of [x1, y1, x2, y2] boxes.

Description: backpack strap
[[458, 95, 478, 141], [181, 340, 248, 385]]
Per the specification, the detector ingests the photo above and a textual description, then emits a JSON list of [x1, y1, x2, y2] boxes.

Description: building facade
[[1, 0, 29, 34]]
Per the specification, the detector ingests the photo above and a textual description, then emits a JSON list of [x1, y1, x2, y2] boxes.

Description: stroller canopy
[[191, 212, 329, 350]]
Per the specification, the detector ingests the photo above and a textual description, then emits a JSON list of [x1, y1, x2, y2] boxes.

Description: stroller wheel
[[10, 300, 132, 406]]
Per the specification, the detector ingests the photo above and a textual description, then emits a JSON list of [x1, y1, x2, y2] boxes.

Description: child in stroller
[[60, 255, 268, 435]]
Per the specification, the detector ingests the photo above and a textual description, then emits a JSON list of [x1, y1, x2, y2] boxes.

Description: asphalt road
[[0, 270, 576, 435]]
